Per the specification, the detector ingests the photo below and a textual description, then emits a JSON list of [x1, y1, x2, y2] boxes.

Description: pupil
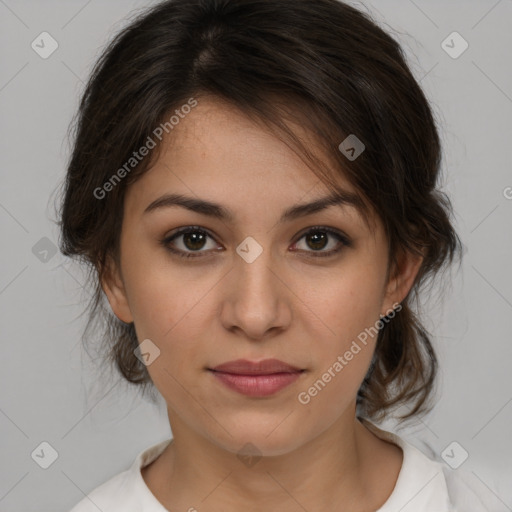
[[184, 232, 206, 250], [307, 231, 327, 250]]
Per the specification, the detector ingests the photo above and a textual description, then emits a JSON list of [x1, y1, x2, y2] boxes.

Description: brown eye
[[291, 227, 351, 258], [181, 231, 207, 251], [160, 225, 351, 260], [305, 231, 329, 250], [161, 227, 220, 259]]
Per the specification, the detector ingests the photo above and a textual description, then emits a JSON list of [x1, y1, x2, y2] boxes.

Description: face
[[102, 96, 421, 456]]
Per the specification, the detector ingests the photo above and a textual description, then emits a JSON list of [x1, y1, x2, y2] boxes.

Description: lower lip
[[209, 370, 303, 397]]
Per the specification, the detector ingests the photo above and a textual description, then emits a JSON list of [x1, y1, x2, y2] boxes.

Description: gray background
[[0, 0, 511, 511]]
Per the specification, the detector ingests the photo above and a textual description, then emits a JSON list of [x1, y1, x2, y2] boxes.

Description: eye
[[291, 226, 351, 258], [160, 226, 220, 259], [160, 225, 351, 260]]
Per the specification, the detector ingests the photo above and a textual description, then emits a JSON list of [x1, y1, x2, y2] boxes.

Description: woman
[[60, 0, 492, 510]]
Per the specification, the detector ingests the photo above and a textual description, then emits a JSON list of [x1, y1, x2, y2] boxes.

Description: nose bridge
[[235, 235, 280, 305], [221, 235, 291, 338]]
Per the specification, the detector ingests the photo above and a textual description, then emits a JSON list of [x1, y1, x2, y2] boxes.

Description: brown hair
[[57, 0, 463, 424]]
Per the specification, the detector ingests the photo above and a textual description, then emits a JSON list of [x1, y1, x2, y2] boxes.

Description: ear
[[100, 255, 134, 324], [381, 247, 424, 316]]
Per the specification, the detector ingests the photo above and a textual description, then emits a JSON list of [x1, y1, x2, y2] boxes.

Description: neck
[[141, 406, 402, 512]]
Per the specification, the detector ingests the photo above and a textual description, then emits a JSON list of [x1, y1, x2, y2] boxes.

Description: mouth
[[209, 358, 304, 375], [208, 359, 306, 397]]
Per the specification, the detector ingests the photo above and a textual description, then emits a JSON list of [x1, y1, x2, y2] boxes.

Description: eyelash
[[160, 225, 352, 260]]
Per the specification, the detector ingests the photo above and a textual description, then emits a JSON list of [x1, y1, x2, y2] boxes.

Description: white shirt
[[69, 422, 495, 511]]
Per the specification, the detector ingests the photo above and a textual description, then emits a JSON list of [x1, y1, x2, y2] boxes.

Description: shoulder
[[68, 438, 172, 512], [362, 420, 497, 512], [442, 466, 505, 512], [68, 468, 135, 512]]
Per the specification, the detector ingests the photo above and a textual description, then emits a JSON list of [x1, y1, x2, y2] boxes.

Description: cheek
[[306, 264, 385, 347], [296, 343, 374, 427], [294, 286, 380, 428], [128, 272, 213, 343], [120, 237, 204, 336], [122, 254, 221, 378], [296, 266, 384, 396]]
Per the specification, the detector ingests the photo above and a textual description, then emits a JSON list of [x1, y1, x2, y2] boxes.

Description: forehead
[[124, 96, 377, 231], [159, 96, 332, 185]]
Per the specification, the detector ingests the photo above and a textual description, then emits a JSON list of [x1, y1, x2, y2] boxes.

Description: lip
[[208, 359, 305, 397], [211, 358, 303, 375]]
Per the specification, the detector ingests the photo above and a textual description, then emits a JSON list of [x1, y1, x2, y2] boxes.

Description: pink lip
[[209, 358, 305, 397]]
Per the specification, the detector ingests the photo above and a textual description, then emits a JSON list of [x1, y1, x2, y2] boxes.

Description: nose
[[219, 244, 292, 341]]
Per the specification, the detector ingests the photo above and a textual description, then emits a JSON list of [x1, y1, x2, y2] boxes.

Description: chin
[[207, 418, 308, 458]]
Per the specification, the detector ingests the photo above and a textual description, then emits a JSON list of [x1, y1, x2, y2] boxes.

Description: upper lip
[[210, 358, 304, 375]]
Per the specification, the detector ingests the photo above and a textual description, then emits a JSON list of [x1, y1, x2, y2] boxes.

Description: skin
[[102, 96, 423, 512]]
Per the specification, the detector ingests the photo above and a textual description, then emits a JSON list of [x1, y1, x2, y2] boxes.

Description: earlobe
[[100, 256, 134, 324], [382, 248, 424, 314]]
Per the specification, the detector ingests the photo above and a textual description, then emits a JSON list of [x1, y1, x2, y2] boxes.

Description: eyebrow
[[143, 190, 366, 223]]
